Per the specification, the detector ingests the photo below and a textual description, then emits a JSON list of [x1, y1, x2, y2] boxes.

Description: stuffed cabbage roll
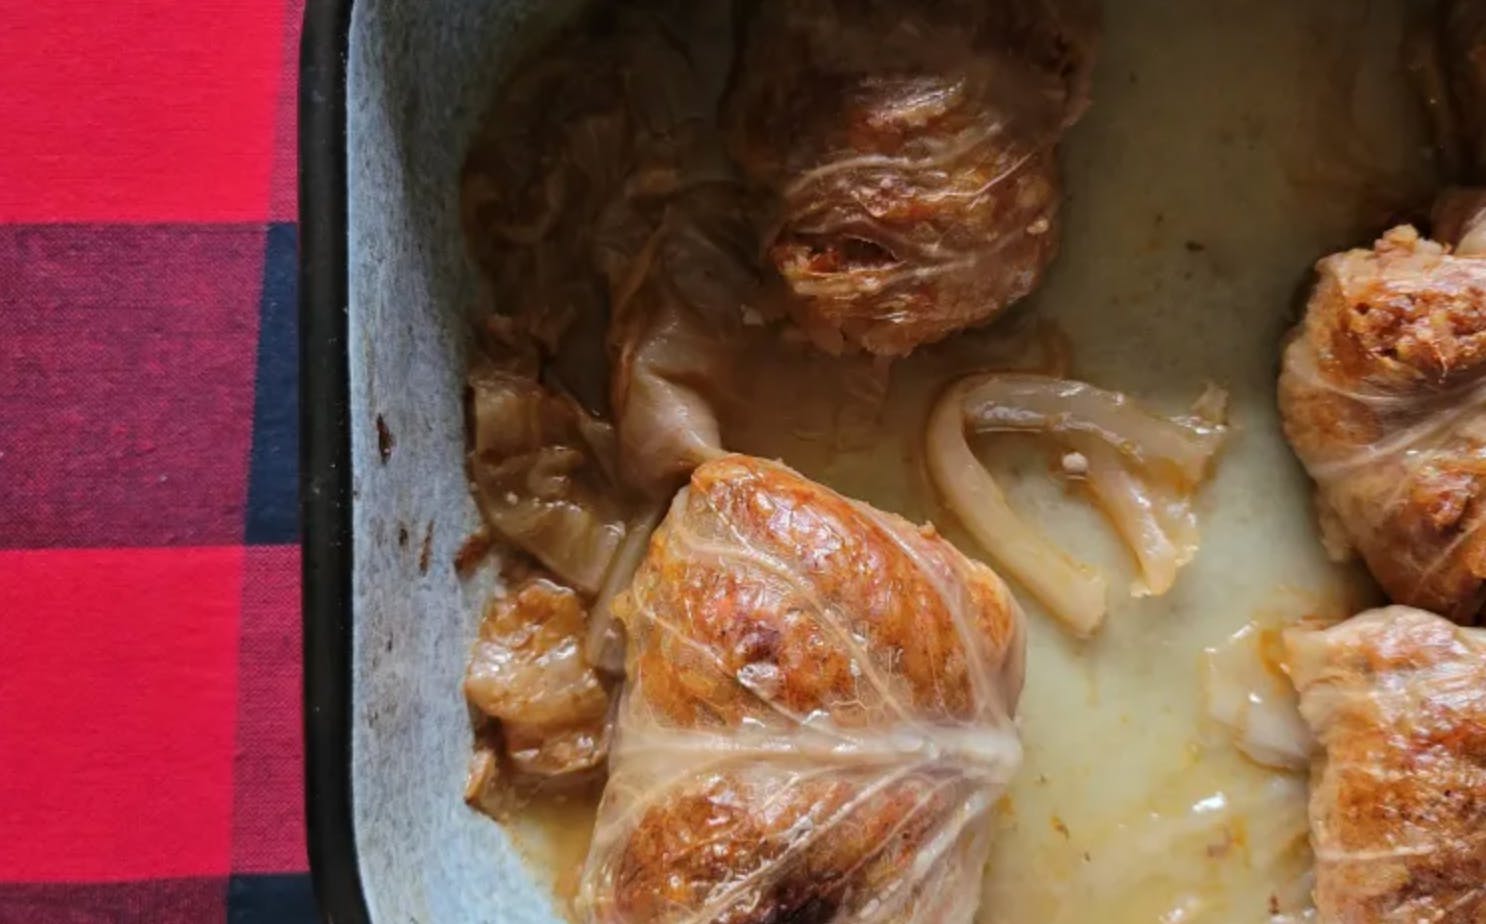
[[725, 0, 1098, 356], [577, 455, 1025, 923], [1286, 608, 1486, 923], [1277, 214, 1486, 625]]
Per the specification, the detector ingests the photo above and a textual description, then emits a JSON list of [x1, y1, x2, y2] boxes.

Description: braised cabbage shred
[[464, 579, 615, 811], [467, 366, 629, 596], [1202, 623, 1314, 772], [460, 1, 749, 797]]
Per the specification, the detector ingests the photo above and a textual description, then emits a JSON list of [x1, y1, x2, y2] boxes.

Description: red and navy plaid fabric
[[0, 2, 315, 921]]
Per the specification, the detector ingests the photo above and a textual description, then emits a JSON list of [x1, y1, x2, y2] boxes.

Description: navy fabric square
[[227, 873, 318, 924], [225, 873, 316, 924], [245, 222, 300, 545]]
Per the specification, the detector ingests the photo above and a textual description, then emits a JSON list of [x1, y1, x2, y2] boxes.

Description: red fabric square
[[0, 225, 263, 549], [0, 0, 288, 223], [0, 547, 243, 882], [270, 0, 307, 222], [231, 545, 307, 874]]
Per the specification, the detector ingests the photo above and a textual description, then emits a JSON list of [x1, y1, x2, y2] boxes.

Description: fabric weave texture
[[0, 2, 316, 921]]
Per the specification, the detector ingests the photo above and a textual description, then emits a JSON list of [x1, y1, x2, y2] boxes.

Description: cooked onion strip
[[927, 373, 1227, 635], [1068, 436, 1197, 598], [958, 376, 1226, 482], [927, 380, 1108, 636]]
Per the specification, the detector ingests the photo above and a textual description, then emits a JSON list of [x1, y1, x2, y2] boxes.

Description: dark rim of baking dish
[[300, 0, 369, 922]]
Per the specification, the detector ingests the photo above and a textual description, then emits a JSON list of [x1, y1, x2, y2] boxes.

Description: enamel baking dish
[[302, 1, 594, 921], [300, 1, 1454, 922]]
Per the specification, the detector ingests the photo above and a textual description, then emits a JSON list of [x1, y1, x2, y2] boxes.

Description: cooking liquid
[[481, 0, 1438, 919]]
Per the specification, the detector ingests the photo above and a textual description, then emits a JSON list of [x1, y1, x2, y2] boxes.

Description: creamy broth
[[483, 0, 1439, 919], [504, 793, 599, 917]]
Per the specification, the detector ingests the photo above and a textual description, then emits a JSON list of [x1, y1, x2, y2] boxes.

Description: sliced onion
[[1070, 435, 1197, 597], [927, 378, 1109, 636], [1203, 623, 1314, 771], [957, 375, 1226, 484], [927, 373, 1228, 635]]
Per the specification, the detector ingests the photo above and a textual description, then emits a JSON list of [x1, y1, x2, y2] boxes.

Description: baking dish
[[301, 1, 592, 921], [301, 1, 1451, 922]]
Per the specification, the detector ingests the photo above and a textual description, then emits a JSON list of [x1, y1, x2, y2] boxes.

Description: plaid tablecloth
[[0, 2, 316, 921]]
